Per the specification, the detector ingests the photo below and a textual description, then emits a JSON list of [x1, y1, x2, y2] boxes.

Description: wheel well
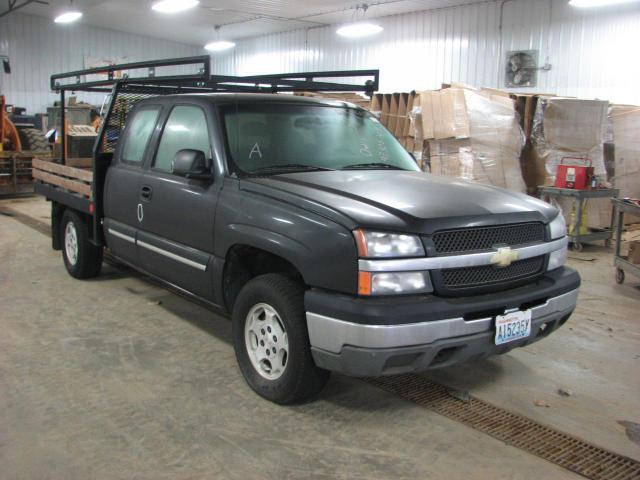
[[223, 245, 304, 312]]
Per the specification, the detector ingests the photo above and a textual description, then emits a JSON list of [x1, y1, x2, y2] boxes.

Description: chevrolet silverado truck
[[34, 57, 580, 404]]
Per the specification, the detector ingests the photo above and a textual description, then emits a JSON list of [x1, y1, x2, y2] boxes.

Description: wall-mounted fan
[[505, 50, 538, 88]]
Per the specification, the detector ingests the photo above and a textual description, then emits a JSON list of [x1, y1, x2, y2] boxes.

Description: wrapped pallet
[[531, 97, 611, 229], [531, 97, 608, 184], [610, 105, 640, 223], [420, 87, 526, 193]]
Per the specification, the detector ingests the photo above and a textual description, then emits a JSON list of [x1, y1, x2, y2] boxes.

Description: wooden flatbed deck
[[32, 158, 93, 198]]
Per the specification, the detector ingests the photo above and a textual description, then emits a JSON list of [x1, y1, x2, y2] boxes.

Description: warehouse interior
[[1, 1, 639, 479]]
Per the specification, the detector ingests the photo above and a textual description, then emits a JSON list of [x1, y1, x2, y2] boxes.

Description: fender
[[214, 181, 359, 297]]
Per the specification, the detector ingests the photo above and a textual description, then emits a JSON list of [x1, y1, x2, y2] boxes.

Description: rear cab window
[[120, 106, 161, 165]]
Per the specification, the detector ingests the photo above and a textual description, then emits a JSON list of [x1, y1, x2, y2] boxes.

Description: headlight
[[549, 214, 567, 240], [358, 271, 433, 296], [354, 229, 424, 258]]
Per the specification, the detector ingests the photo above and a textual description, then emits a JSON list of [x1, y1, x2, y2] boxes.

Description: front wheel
[[61, 210, 103, 279], [232, 274, 330, 404]]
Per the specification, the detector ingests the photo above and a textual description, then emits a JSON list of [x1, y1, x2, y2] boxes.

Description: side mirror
[[172, 149, 212, 180]]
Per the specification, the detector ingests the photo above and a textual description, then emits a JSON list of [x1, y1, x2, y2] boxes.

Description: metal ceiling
[[7, 0, 492, 45]]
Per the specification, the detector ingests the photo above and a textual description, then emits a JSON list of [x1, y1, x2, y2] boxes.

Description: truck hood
[[242, 170, 557, 233]]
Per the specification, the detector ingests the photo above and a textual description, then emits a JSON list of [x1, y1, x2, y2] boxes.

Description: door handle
[[140, 185, 153, 201]]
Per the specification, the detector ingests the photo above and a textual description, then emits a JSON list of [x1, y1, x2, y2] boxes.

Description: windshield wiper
[[248, 164, 335, 175], [342, 162, 406, 170]]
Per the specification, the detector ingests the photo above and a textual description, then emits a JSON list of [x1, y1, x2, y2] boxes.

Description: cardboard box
[[419, 89, 470, 140], [387, 93, 400, 134], [629, 240, 640, 264]]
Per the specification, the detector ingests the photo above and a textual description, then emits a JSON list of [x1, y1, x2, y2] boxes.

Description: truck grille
[[432, 222, 545, 255], [441, 256, 546, 290]]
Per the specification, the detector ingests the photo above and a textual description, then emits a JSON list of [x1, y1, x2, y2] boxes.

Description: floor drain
[[364, 374, 640, 480]]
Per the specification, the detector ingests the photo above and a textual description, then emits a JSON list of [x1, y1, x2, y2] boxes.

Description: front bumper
[[305, 267, 580, 377]]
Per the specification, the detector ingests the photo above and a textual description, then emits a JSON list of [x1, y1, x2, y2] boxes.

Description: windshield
[[222, 103, 420, 175]]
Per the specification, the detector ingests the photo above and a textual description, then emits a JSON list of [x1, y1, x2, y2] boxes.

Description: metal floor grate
[[364, 375, 640, 480]]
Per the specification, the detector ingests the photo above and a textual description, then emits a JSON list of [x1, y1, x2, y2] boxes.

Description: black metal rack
[[50, 55, 380, 163], [51, 55, 379, 94], [45, 55, 380, 245]]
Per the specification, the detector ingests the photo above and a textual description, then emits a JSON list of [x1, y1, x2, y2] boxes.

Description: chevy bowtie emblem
[[491, 247, 519, 267]]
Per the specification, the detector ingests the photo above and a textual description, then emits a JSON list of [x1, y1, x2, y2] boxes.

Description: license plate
[[495, 310, 532, 345]]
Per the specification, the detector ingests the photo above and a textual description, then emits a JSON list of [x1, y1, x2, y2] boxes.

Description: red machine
[[555, 157, 594, 190]]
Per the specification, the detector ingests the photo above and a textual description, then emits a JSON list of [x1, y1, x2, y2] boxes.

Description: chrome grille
[[441, 256, 546, 289], [432, 223, 545, 255]]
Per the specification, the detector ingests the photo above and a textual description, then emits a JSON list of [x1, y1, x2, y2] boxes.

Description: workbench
[[538, 186, 619, 252]]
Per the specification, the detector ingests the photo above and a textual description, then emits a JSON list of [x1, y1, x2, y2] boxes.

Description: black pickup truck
[[35, 57, 580, 404]]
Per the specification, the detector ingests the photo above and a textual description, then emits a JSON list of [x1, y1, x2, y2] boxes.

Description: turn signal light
[[358, 271, 372, 295]]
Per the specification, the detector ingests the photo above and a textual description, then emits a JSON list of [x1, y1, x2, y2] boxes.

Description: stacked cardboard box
[[610, 105, 640, 223], [370, 92, 426, 167], [417, 87, 526, 193], [369, 92, 417, 142]]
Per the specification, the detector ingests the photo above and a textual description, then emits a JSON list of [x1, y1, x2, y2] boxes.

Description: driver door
[[136, 102, 220, 301]]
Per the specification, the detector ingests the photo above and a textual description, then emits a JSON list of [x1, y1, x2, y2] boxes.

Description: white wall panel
[[0, 12, 200, 114], [211, 0, 640, 105]]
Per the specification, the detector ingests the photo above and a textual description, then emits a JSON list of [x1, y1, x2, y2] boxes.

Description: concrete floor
[[1, 196, 639, 479]]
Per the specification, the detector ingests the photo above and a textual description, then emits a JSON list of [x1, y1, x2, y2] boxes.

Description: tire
[[18, 127, 49, 152], [616, 268, 625, 284], [61, 210, 103, 279], [232, 273, 330, 404]]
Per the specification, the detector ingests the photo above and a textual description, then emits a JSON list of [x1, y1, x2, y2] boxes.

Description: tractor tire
[[18, 127, 49, 153]]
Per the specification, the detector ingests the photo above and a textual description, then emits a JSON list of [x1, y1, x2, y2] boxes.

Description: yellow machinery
[[0, 94, 50, 194]]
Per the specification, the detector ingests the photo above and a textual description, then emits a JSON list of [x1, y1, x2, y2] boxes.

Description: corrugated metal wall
[[212, 0, 640, 105], [0, 13, 201, 114], [2, 1, 639, 112]]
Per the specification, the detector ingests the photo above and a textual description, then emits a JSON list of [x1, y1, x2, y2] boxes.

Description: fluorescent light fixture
[[54, 11, 83, 23], [569, 0, 638, 7], [204, 41, 236, 52], [336, 22, 383, 38], [152, 0, 199, 14]]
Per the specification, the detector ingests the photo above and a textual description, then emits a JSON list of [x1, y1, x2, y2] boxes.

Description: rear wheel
[[18, 127, 49, 152], [232, 273, 330, 404], [61, 210, 103, 279]]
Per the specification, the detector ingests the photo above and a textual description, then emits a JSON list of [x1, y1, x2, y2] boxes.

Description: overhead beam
[[0, 0, 48, 18]]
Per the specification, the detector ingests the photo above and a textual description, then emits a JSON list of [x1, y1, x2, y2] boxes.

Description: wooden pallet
[[32, 158, 93, 197]]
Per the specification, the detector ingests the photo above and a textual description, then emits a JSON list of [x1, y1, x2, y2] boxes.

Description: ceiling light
[[569, 0, 638, 7], [204, 41, 236, 52], [152, 0, 199, 14], [54, 11, 83, 23], [336, 22, 383, 38]]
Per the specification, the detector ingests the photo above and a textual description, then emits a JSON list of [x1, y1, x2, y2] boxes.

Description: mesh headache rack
[[50, 55, 380, 162]]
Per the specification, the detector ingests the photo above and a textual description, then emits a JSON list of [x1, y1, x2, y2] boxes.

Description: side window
[[154, 105, 210, 173], [121, 107, 160, 164]]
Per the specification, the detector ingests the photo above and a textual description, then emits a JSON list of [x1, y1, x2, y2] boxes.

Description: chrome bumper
[[307, 288, 578, 354]]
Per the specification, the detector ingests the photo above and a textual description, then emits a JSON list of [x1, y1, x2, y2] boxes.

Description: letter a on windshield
[[249, 142, 263, 160]]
